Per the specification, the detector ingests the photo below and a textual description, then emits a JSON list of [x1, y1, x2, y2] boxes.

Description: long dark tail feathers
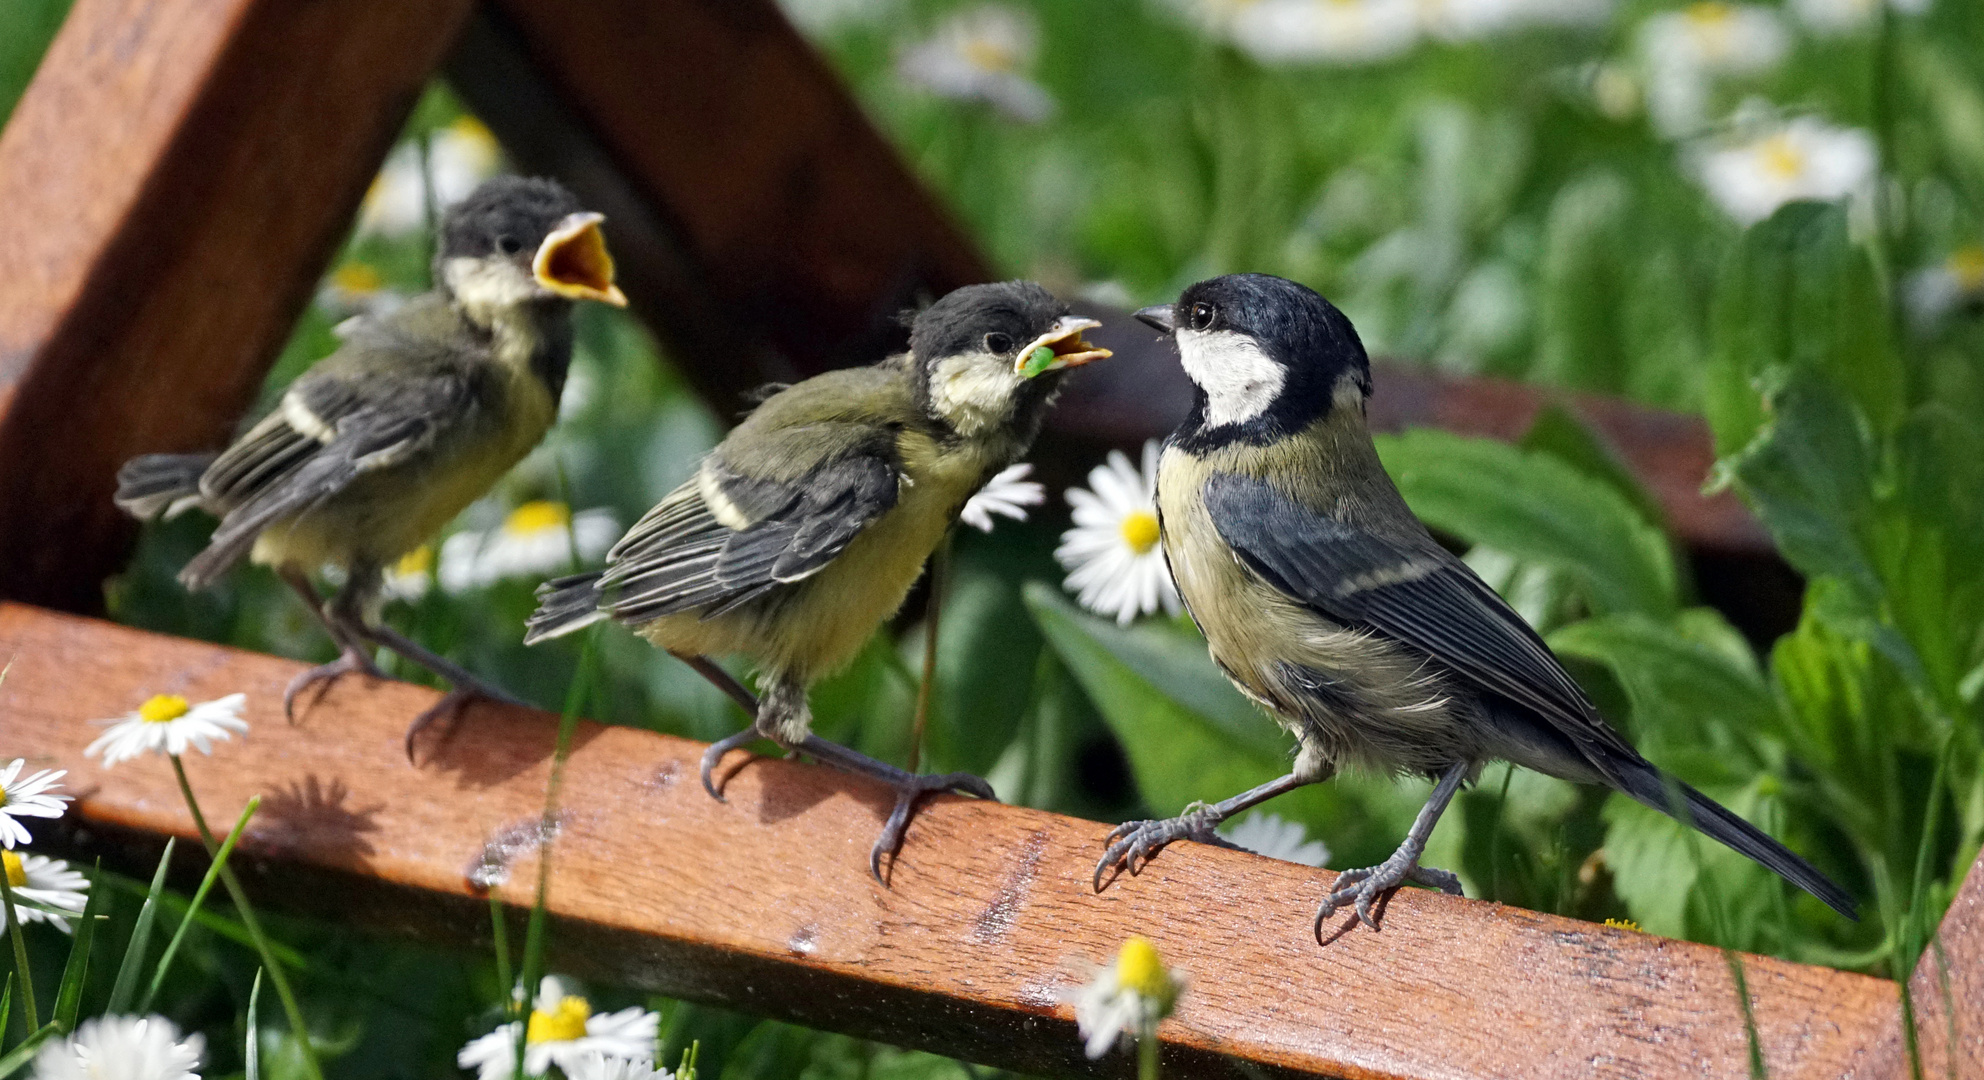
[[525, 572, 609, 645], [1617, 763, 1857, 920], [114, 454, 214, 521]]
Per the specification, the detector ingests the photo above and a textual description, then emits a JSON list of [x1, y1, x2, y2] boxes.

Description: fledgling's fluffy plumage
[[116, 176, 627, 740], [1108, 273, 1855, 930], [527, 281, 1108, 877]]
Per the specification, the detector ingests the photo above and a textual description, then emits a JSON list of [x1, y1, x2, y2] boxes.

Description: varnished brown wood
[[451, 0, 992, 408], [0, 602, 1904, 1078], [1853, 848, 1984, 1077], [0, 0, 474, 614]]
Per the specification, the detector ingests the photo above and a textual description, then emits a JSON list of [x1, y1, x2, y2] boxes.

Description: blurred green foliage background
[[6, 0, 1984, 1075]]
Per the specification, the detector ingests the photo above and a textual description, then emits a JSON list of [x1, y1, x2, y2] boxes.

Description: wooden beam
[[447, 0, 992, 408], [0, 0, 474, 614], [1856, 848, 1984, 1077], [0, 602, 1905, 1079]]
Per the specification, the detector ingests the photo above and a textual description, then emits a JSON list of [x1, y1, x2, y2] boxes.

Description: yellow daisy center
[[1115, 936, 1172, 999], [2, 850, 24, 889], [503, 500, 571, 538], [1758, 135, 1805, 181], [394, 545, 434, 577], [1685, 1, 1732, 26], [1119, 509, 1161, 555], [962, 38, 1018, 73], [450, 115, 499, 155], [1948, 245, 1984, 292], [525, 996, 591, 1044], [139, 695, 190, 724], [1604, 917, 1641, 932], [331, 262, 382, 294]]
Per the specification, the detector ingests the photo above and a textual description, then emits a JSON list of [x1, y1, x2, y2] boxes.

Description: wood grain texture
[[0, 0, 472, 613], [0, 601, 1903, 1079], [453, 0, 991, 408], [1851, 848, 1984, 1077]]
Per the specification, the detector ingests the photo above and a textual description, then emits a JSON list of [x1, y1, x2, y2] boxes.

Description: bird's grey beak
[[533, 212, 628, 307], [1016, 316, 1112, 378], [1134, 305, 1178, 334]]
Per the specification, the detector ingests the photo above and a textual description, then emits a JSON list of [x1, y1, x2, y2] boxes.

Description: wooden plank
[[0, 601, 1900, 1079], [0, 0, 473, 614], [448, 0, 991, 409], [1852, 848, 1984, 1077]]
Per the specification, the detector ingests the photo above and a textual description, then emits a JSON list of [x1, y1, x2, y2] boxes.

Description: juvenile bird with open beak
[[526, 281, 1108, 878], [1110, 273, 1855, 932], [117, 176, 627, 749]]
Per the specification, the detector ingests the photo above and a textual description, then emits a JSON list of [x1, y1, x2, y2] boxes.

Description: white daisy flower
[[382, 544, 435, 603], [85, 693, 249, 767], [1229, 0, 1421, 66], [1217, 812, 1332, 867], [562, 1051, 679, 1080], [897, 5, 1055, 123], [32, 1014, 204, 1080], [779, 0, 898, 35], [1068, 936, 1184, 1060], [960, 463, 1046, 533], [1906, 244, 1984, 326], [1, 849, 89, 931], [0, 758, 69, 849], [1637, 3, 1788, 138], [1790, 0, 1928, 36], [458, 977, 661, 1080], [1056, 441, 1182, 626], [1420, 0, 1610, 41], [315, 261, 406, 324], [438, 502, 620, 593], [1693, 115, 1876, 226], [357, 116, 503, 237]]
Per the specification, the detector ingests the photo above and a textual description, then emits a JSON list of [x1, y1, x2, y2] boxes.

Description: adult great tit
[[1111, 272, 1854, 932], [525, 280, 1108, 879], [116, 176, 627, 748]]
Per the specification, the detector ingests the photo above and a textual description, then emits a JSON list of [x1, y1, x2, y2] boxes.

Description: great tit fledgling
[[116, 176, 627, 748], [525, 281, 1108, 878], [1110, 273, 1854, 931]]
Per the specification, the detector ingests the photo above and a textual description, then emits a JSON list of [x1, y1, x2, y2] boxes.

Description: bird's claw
[[1313, 853, 1462, 937], [869, 771, 997, 884], [283, 648, 381, 722], [403, 684, 523, 764], [1092, 804, 1224, 891], [699, 730, 764, 802]]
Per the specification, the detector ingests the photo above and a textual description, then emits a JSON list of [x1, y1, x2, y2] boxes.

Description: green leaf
[[1707, 201, 1902, 453], [922, 562, 1044, 774], [1519, 405, 1668, 534], [1534, 171, 1632, 395], [106, 837, 175, 1015], [1602, 793, 1699, 938], [1375, 428, 1678, 617], [0, 1021, 60, 1078], [51, 860, 107, 1032], [1549, 609, 1778, 754]]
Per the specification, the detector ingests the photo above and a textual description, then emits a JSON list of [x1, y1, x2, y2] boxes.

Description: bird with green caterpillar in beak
[[527, 280, 1108, 878], [116, 177, 627, 752]]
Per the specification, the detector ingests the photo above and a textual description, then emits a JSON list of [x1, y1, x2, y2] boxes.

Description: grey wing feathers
[[1202, 472, 1638, 770], [594, 451, 899, 624]]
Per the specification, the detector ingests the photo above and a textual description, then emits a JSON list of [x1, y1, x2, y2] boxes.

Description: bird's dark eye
[[1188, 302, 1217, 331], [984, 332, 1014, 354], [495, 235, 524, 256]]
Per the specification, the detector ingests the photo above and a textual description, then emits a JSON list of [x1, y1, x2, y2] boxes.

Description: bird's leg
[[278, 567, 383, 721], [359, 621, 526, 760], [675, 654, 766, 800], [1093, 770, 1319, 890], [1314, 761, 1468, 935]]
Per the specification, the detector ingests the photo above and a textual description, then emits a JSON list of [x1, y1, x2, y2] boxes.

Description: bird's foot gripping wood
[[1314, 760, 1469, 935], [1093, 806, 1243, 890], [796, 736, 994, 885], [284, 647, 383, 721], [403, 682, 528, 763]]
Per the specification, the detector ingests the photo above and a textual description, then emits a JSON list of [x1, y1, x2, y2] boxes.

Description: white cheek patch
[[1175, 328, 1285, 428], [929, 353, 1024, 436], [444, 257, 538, 320]]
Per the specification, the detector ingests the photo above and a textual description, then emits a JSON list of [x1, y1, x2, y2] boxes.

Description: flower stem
[[907, 537, 950, 775], [1138, 1032, 1160, 1080], [0, 869, 38, 1031], [170, 756, 323, 1080]]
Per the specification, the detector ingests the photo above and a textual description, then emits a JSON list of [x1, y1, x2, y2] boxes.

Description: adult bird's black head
[[909, 280, 1110, 440], [1136, 273, 1371, 451], [435, 176, 628, 325]]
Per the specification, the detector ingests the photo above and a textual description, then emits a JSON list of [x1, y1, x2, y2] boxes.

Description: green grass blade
[[106, 837, 176, 1015], [246, 967, 264, 1080], [141, 795, 260, 1013], [52, 859, 107, 1031], [0, 1020, 61, 1078], [0, 864, 38, 1030], [103, 878, 307, 972], [1, 972, 13, 1042]]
